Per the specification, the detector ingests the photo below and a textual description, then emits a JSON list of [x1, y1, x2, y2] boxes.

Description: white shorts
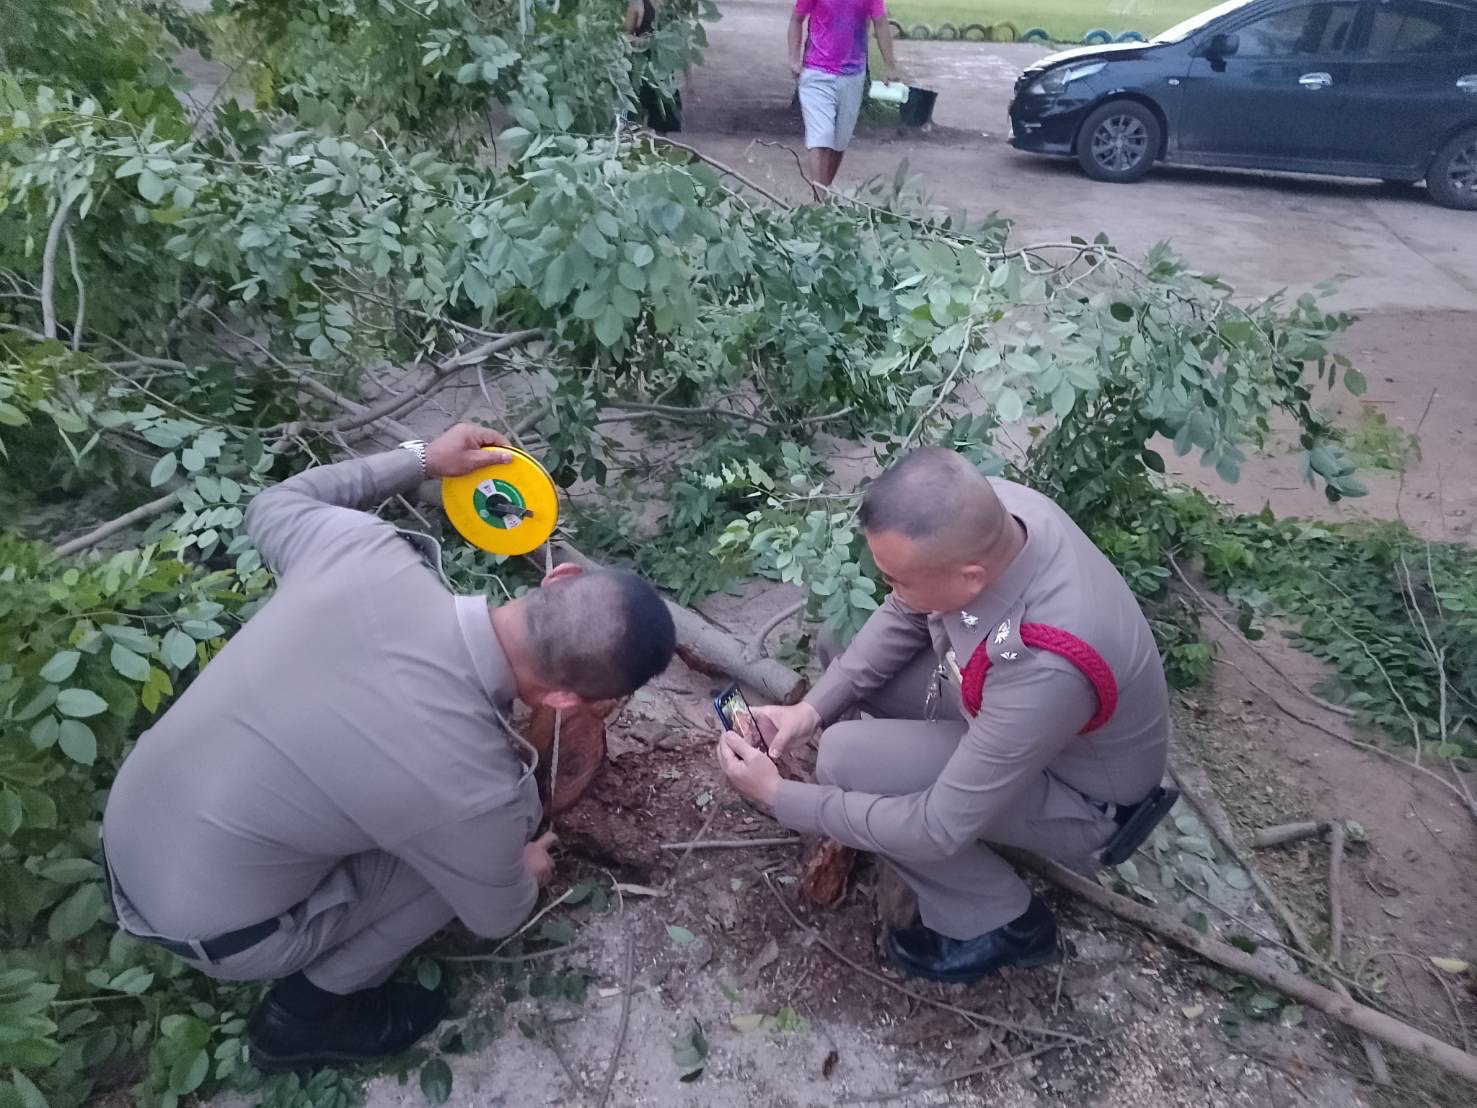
[[798, 68, 866, 151]]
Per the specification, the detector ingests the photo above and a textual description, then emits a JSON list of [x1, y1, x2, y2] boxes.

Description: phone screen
[[715, 685, 762, 750]]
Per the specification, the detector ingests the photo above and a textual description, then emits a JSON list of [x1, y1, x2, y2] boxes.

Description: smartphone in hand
[[713, 683, 764, 752]]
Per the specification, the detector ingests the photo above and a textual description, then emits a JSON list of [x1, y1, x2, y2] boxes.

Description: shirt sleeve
[[793, 0, 815, 16], [775, 659, 1096, 862], [867, 0, 886, 19], [804, 592, 932, 723], [244, 450, 424, 578], [393, 799, 539, 939]]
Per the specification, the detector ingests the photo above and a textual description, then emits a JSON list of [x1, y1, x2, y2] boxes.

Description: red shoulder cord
[[959, 624, 1118, 733]]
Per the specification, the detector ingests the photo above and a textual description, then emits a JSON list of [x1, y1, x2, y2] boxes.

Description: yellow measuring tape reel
[[441, 446, 559, 556]]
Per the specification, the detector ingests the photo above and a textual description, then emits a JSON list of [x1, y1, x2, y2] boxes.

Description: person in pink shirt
[[789, 0, 899, 187]]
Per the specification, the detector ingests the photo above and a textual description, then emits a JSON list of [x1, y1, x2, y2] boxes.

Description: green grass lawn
[[884, 0, 1214, 41]]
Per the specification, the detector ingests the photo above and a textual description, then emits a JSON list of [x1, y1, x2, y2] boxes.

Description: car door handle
[[1299, 72, 1333, 90], [1458, 74, 1477, 93]]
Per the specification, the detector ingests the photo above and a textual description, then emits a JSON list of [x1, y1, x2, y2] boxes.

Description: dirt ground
[[213, 4, 1477, 1105]]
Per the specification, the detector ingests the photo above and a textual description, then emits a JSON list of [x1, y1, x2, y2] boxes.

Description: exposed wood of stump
[[522, 699, 623, 813], [798, 837, 857, 907]]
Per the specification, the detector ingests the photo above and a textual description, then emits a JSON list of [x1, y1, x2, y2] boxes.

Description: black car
[[1008, 0, 1477, 208]]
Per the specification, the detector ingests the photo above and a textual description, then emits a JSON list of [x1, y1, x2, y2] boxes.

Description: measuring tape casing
[[440, 446, 559, 556]]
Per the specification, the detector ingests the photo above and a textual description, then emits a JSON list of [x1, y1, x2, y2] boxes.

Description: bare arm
[[626, 0, 644, 36], [788, 13, 807, 77], [872, 16, 899, 82]]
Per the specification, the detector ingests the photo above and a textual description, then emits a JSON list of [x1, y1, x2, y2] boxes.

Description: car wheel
[[1076, 101, 1161, 183], [1426, 127, 1477, 211]]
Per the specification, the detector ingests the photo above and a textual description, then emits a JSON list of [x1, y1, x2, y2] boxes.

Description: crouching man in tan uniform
[[719, 448, 1170, 981], [102, 423, 676, 1070]]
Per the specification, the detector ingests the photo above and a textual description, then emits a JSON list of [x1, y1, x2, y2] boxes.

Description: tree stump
[[522, 699, 623, 814], [798, 837, 857, 907]]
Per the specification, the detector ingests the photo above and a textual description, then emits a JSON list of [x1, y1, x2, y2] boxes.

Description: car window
[[1365, 1, 1470, 56], [1235, 2, 1362, 56]]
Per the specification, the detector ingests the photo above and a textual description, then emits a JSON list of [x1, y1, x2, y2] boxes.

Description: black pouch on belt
[[1098, 785, 1180, 867]]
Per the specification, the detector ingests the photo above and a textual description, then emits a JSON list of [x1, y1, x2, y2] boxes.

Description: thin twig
[[1327, 822, 1347, 967], [1167, 553, 1354, 718], [485, 888, 576, 957], [661, 798, 727, 893], [64, 228, 84, 353], [596, 933, 636, 1108], [649, 134, 793, 209], [763, 874, 1090, 1045], [441, 940, 587, 964], [657, 837, 800, 851], [839, 1039, 1081, 1105], [1215, 653, 1476, 821], [40, 190, 77, 341], [748, 599, 805, 662]]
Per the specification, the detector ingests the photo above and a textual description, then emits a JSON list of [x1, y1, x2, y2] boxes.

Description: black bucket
[[899, 86, 938, 128]]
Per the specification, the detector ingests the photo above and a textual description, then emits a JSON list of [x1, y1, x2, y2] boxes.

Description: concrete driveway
[[686, 0, 1477, 314]]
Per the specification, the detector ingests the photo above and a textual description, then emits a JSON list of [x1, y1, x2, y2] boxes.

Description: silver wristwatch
[[397, 439, 429, 477]]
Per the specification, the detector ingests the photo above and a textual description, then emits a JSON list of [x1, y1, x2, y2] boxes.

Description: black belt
[[147, 917, 280, 963], [101, 843, 279, 963], [1097, 785, 1179, 867]]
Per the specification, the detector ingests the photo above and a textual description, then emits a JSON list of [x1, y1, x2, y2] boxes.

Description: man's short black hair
[[524, 569, 676, 700], [858, 447, 981, 539]]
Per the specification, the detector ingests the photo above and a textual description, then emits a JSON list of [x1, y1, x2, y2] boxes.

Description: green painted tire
[[909, 24, 932, 40], [992, 21, 1019, 42], [962, 22, 989, 41], [1082, 28, 1114, 45], [1022, 27, 1052, 44], [936, 22, 960, 40]]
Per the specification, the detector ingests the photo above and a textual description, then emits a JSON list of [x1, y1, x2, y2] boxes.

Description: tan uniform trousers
[[815, 638, 1117, 939], [172, 853, 454, 995]]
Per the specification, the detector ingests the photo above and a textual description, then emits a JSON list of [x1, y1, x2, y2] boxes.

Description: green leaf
[[110, 643, 150, 683], [39, 650, 80, 683], [0, 791, 22, 839], [150, 453, 178, 487], [1110, 301, 1135, 322], [617, 262, 646, 292], [1344, 368, 1367, 396], [575, 222, 609, 260], [419, 1058, 453, 1105], [169, 1047, 209, 1095], [1223, 866, 1253, 890], [106, 966, 155, 995], [14, 684, 58, 721], [1183, 910, 1209, 934], [417, 961, 442, 990], [39, 858, 100, 884], [163, 629, 197, 670], [58, 720, 97, 765], [137, 170, 167, 204], [671, 1020, 708, 1081], [48, 882, 105, 943], [995, 388, 1024, 423], [1140, 449, 1166, 473], [593, 307, 624, 347], [56, 688, 109, 718], [9, 1072, 47, 1108], [29, 714, 60, 750], [666, 925, 696, 946]]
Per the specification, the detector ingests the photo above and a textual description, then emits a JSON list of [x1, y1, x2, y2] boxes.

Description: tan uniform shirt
[[102, 451, 541, 941], [773, 479, 1169, 862]]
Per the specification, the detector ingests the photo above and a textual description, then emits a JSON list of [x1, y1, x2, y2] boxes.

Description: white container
[[868, 80, 910, 104]]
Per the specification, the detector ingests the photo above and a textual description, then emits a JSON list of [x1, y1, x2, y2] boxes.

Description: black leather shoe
[[248, 982, 448, 1072], [884, 897, 1058, 984]]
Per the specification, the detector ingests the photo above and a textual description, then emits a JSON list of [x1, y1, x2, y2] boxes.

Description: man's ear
[[545, 689, 585, 712], [541, 562, 583, 587], [958, 563, 992, 594]]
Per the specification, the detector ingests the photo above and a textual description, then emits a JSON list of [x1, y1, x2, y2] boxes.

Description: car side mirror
[[1202, 32, 1239, 59]]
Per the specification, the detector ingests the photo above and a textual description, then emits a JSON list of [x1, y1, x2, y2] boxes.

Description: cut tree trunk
[[799, 837, 857, 907], [522, 700, 622, 814]]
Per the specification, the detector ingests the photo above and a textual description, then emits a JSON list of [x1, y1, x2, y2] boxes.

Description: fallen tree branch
[[64, 228, 84, 353], [440, 940, 587, 964], [54, 491, 180, 557], [763, 873, 1091, 1046], [538, 541, 806, 705], [1328, 820, 1392, 1085], [657, 837, 800, 851], [1006, 850, 1477, 1087], [1253, 821, 1332, 849]]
